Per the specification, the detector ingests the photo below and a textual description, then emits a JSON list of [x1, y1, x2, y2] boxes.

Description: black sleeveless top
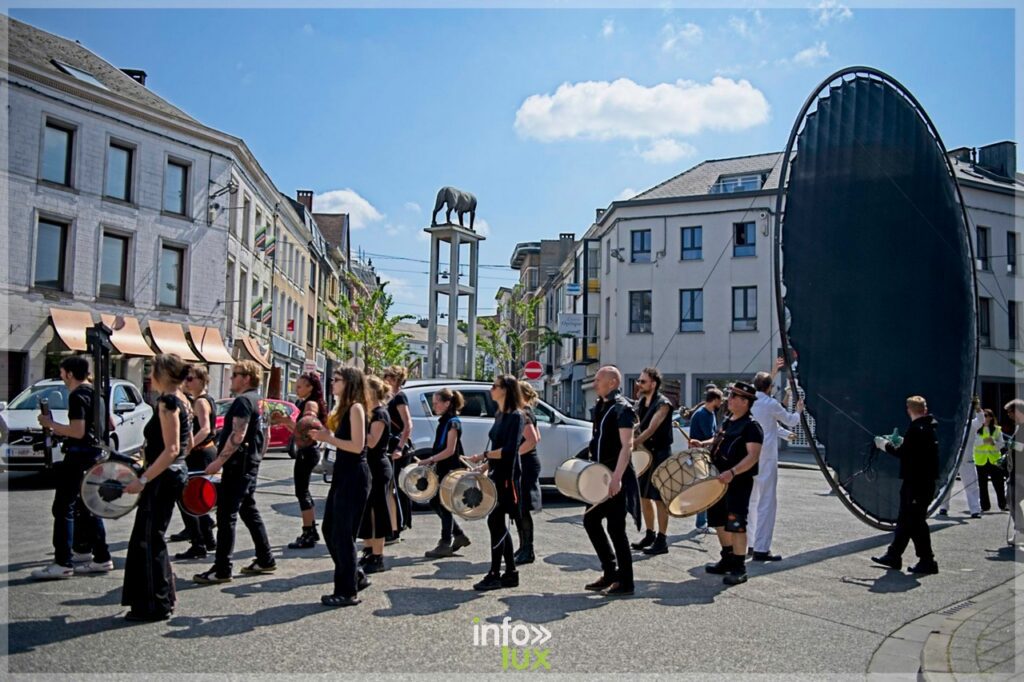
[[367, 406, 391, 463], [432, 412, 465, 476], [488, 410, 524, 483], [520, 406, 538, 455], [386, 391, 410, 451], [188, 394, 218, 449], [297, 396, 327, 422], [333, 405, 368, 469], [637, 393, 673, 452], [143, 393, 190, 467]]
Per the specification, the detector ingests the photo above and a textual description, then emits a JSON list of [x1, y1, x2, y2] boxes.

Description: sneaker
[[937, 509, 948, 517], [451, 535, 472, 551], [513, 548, 535, 565], [74, 560, 114, 574], [473, 572, 503, 591], [71, 552, 93, 564], [384, 532, 402, 546], [750, 551, 782, 562], [174, 546, 208, 561], [642, 534, 669, 556], [425, 541, 455, 558], [321, 593, 360, 607], [169, 530, 191, 543], [240, 560, 278, 575], [604, 582, 635, 596], [584, 575, 615, 591], [31, 563, 74, 580], [970, 512, 982, 519], [724, 571, 748, 585], [908, 561, 939, 575], [631, 530, 656, 550], [193, 568, 232, 585], [500, 570, 519, 588], [871, 554, 902, 571]]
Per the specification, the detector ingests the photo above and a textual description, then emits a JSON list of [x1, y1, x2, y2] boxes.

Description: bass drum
[[631, 446, 653, 477], [181, 473, 220, 517], [80, 455, 143, 519], [439, 469, 496, 520], [554, 458, 611, 506], [651, 448, 726, 517], [398, 462, 439, 502]]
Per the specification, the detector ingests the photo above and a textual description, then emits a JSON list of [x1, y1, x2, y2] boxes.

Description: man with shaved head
[[581, 366, 641, 596]]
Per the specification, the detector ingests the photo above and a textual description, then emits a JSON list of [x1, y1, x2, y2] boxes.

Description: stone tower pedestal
[[424, 223, 484, 379]]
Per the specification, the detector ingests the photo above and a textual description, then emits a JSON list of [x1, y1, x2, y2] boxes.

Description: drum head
[[578, 464, 611, 505], [631, 447, 653, 476], [181, 475, 219, 516], [652, 449, 722, 517], [81, 459, 140, 519], [450, 472, 496, 520], [400, 463, 439, 502], [666, 478, 726, 517]]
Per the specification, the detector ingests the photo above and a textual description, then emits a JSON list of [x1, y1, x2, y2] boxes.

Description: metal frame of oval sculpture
[[772, 66, 979, 530]]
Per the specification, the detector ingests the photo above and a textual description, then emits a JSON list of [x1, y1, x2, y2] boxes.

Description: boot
[[288, 525, 318, 550], [358, 547, 373, 566], [363, 554, 387, 574], [631, 529, 656, 550], [514, 525, 535, 565], [642, 533, 669, 555], [705, 547, 734, 574], [723, 554, 748, 585]]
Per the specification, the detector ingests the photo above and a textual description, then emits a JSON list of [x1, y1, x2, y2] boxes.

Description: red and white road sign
[[523, 361, 543, 380]]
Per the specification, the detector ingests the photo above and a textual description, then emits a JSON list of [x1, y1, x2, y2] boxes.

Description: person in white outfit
[[747, 359, 803, 561], [937, 398, 984, 518]]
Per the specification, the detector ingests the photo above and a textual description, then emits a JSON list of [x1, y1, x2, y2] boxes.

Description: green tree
[[322, 273, 415, 374], [476, 284, 570, 377]]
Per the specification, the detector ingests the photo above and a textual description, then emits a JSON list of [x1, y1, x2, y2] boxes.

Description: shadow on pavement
[[9, 613, 133, 654], [411, 559, 491, 581], [489, 591, 610, 623], [839, 571, 921, 593], [542, 552, 594, 573], [219, 569, 333, 597], [984, 545, 1016, 562], [372, 586, 483, 617], [164, 602, 324, 638]]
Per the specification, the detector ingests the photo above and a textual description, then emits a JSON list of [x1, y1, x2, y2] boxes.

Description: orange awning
[[100, 314, 155, 357], [235, 335, 272, 370], [49, 307, 93, 351], [147, 320, 200, 362], [188, 325, 236, 365]]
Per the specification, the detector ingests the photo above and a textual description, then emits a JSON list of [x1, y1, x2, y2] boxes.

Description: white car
[[0, 379, 152, 471], [400, 380, 592, 483]]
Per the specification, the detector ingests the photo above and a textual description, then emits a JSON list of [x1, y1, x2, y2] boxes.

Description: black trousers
[[392, 450, 413, 530], [887, 484, 935, 562], [583, 492, 633, 587], [122, 468, 185, 616], [976, 463, 1007, 511], [429, 493, 465, 544], [293, 445, 320, 512], [52, 452, 109, 567], [214, 471, 273, 574], [322, 461, 370, 597], [488, 478, 521, 574], [181, 446, 217, 549]]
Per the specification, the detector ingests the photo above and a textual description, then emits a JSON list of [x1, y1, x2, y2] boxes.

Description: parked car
[[399, 380, 593, 483], [215, 397, 295, 453], [0, 379, 152, 471]]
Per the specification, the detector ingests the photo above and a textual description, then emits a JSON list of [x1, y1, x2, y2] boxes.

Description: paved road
[[3, 455, 1020, 676]]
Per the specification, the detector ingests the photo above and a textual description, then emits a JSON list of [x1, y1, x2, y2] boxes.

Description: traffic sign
[[523, 360, 543, 380]]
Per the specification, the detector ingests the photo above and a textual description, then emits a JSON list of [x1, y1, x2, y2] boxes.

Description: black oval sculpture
[[773, 67, 978, 529]]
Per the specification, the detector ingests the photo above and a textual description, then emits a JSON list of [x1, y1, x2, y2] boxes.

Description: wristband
[[138, 474, 149, 486]]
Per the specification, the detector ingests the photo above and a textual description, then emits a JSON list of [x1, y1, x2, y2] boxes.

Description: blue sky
[[12, 5, 1017, 318]]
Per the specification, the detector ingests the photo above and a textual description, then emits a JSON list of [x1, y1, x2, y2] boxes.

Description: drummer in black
[[515, 381, 543, 565], [358, 375, 394, 573], [174, 363, 218, 560], [421, 388, 472, 558], [468, 374, 525, 591], [33, 355, 113, 580], [313, 366, 372, 607], [583, 366, 641, 596], [631, 367, 674, 556], [121, 354, 191, 621], [383, 366, 414, 541], [689, 381, 764, 585], [194, 361, 275, 584]]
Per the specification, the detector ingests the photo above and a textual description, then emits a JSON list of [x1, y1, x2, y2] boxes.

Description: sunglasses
[[332, 377, 344, 383], [185, 376, 196, 382], [232, 372, 248, 379]]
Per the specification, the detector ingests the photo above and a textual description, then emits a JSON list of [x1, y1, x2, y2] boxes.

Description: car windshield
[[8, 385, 70, 410]]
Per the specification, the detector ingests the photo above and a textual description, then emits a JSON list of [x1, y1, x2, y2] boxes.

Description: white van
[[399, 380, 592, 482]]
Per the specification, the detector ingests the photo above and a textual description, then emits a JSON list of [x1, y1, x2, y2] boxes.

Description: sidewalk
[[869, 556, 1022, 679]]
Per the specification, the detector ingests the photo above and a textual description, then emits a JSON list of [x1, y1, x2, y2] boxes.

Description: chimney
[[296, 190, 314, 213], [559, 232, 575, 242], [949, 146, 973, 165], [121, 68, 147, 86], [976, 141, 1017, 179], [595, 208, 606, 221]]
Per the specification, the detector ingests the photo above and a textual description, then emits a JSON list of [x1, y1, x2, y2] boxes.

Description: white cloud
[[661, 21, 703, 53], [728, 16, 751, 39], [789, 41, 830, 67], [812, 1, 853, 28], [601, 18, 615, 38], [403, 201, 422, 214], [473, 218, 492, 237], [639, 138, 697, 164], [615, 187, 638, 201], [376, 274, 420, 307], [384, 224, 404, 237], [515, 77, 770, 143], [312, 189, 384, 230]]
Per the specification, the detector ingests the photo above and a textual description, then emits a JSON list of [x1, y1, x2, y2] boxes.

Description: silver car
[[399, 380, 592, 483], [0, 379, 152, 471]]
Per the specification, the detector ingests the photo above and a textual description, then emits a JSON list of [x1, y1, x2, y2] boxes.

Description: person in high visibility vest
[[974, 409, 1007, 512]]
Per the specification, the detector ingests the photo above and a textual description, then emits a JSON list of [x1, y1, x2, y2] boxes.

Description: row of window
[[42, 120, 191, 215], [978, 296, 1021, 350], [976, 226, 1019, 274], [625, 223, 757, 264], [626, 287, 758, 334], [34, 217, 185, 308]]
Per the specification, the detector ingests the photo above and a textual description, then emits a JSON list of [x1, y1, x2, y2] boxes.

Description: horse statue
[[431, 186, 477, 230]]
